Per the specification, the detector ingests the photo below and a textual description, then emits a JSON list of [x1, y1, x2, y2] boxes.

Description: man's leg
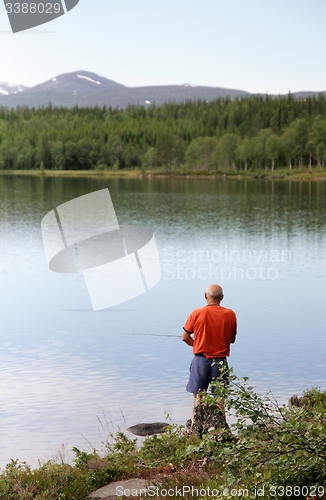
[[186, 356, 211, 426]]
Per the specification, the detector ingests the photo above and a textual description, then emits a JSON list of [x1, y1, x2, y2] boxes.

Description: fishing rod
[[123, 333, 181, 338]]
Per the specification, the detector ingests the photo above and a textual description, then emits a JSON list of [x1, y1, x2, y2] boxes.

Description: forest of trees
[[1, 93, 326, 172]]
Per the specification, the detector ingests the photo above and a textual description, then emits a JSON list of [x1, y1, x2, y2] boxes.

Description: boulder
[[127, 422, 169, 436]]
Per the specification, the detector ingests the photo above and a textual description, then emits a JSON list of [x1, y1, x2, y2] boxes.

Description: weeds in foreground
[[0, 373, 325, 499]]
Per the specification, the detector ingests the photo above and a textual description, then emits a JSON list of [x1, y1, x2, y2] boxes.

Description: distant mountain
[[26, 70, 125, 94], [0, 71, 250, 108], [290, 91, 325, 99], [0, 81, 29, 96], [0, 71, 324, 108]]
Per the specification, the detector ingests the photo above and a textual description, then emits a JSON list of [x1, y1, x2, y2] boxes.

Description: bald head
[[205, 284, 224, 304]]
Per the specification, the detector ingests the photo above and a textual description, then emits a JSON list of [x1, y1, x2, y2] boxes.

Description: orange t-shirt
[[183, 305, 237, 359]]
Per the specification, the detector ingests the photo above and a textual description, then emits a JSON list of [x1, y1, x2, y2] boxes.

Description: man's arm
[[181, 330, 194, 347], [231, 314, 237, 344]]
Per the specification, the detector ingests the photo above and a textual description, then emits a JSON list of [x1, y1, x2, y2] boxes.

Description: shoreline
[[1, 168, 326, 181]]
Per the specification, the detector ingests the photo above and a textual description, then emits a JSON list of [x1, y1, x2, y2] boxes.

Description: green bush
[[139, 424, 196, 468], [186, 369, 326, 495]]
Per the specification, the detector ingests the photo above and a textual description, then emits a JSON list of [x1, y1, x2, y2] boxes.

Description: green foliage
[[0, 440, 138, 499], [1, 94, 326, 172], [0, 458, 90, 499], [139, 424, 195, 468], [142, 146, 157, 169], [185, 136, 218, 171], [187, 369, 326, 494], [106, 432, 137, 454]]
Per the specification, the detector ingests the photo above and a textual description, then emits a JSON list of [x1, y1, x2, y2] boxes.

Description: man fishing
[[181, 283, 237, 418]]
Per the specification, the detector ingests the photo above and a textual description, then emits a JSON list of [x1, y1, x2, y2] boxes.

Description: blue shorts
[[186, 355, 229, 394]]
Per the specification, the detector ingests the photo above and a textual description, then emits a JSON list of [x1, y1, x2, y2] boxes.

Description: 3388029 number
[[5, 3, 62, 14], [270, 485, 325, 497]]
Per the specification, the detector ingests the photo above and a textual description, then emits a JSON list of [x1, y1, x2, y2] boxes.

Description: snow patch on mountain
[[77, 75, 101, 85], [0, 81, 28, 95]]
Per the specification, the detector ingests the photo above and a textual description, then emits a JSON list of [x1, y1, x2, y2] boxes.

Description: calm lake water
[[0, 174, 326, 468]]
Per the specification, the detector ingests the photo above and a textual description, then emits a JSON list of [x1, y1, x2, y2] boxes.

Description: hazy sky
[[0, 0, 325, 93]]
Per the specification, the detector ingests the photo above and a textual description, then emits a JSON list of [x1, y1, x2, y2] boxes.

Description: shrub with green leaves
[[186, 368, 326, 494], [139, 424, 196, 468]]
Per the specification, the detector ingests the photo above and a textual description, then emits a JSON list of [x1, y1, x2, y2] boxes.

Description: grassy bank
[[0, 169, 141, 179], [1, 373, 325, 500], [1, 167, 326, 181]]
